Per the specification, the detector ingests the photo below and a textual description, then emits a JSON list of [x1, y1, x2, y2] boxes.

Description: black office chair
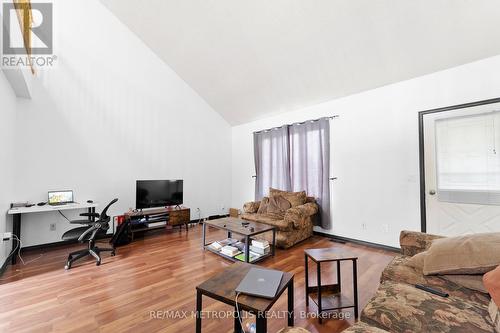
[[62, 198, 118, 269]]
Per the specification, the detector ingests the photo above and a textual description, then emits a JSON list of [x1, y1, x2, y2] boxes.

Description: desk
[[7, 202, 99, 265]]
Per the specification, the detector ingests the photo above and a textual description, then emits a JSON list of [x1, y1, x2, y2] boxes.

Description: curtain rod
[[254, 115, 339, 134]]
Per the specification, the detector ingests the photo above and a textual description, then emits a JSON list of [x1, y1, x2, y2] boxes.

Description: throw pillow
[[484, 265, 500, 307], [267, 195, 292, 216], [406, 252, 488, 293], [406, 252, 426, 269], [441, 275, 488, 294], [257, 197, 269, 214], [243, 201, 260, 214], [269, 188, 307, 207], [422, 232, 500, 275]]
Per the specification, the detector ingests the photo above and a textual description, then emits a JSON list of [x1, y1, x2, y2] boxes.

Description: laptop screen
[[48, 190, 73, 205]]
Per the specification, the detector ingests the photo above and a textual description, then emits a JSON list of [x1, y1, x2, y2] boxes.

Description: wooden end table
[[202, 217, 276, 263], [196, 262, 294, 333], [304, 248, 359, 323]]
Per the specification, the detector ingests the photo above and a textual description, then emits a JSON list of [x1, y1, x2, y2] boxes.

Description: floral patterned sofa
[[242, 189, 319, 249], [283, 230, 496, 333]]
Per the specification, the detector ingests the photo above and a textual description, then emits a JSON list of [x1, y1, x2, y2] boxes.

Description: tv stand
[[125, 206, 190, 240]]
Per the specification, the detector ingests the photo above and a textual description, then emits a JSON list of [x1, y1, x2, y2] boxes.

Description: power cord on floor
[[12, 235, 43, 265], [0, 235, 44, 281]]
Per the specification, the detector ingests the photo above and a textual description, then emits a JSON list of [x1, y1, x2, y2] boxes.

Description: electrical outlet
[[50, 223, 56, 231], [361, 223, 367, 231]]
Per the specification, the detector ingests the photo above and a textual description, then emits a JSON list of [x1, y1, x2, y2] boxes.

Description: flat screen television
[[136, 180, 183, 209]]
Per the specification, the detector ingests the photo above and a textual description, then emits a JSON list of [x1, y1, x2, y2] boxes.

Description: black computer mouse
[[37, 202, 46, 206], [87, 200, 94, 203]]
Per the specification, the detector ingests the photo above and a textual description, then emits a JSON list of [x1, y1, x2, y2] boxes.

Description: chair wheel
[[111, 251, 116, 256], [96, 260, 101, 266], [64, 264, 70, 270]]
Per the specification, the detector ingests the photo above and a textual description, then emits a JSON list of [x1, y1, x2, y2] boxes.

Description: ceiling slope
[[102, 0, 500, 125]]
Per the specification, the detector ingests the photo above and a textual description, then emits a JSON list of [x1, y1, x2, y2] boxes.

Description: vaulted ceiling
[[101, 0, 500, 125]]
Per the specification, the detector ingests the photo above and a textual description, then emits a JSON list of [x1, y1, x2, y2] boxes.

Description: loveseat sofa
[[282, 230, 498, 333], [242, 189, 319, 249]]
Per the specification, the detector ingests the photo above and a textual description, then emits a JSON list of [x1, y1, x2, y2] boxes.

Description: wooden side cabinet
[[169, 208, 191, 230]]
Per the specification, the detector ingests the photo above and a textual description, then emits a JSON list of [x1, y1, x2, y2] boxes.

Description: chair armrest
[[243, 201, 261, 214], [70, 219, 93, 224], [284, 202, 318, 229], [79, 212, 100, 218], [399, 230, 444, 256]]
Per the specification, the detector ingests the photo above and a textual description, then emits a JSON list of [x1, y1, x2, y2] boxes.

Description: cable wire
[[235, 292, 246, 333], [58, 210, 71, 222]]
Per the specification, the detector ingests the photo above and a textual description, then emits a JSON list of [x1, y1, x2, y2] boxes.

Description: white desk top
[[7, 202, 99, 215]]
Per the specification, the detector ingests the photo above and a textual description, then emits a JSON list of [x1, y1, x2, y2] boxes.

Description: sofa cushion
[[276, 328, 311, 333], [399, 230, 444, 257], [441, 275, 487, 294], [267, 195, 291, 216], [362, 281, 494, 333], [489, 300, 500, 333], [341, 322, 389, 333], [381, 256, 490, 304], [243, 201, 260, 214], [407, 253, 488, 293], [422, 232, 500, 275], [240, 213, 292, 231], [269, 188, 306, 207], [257, 197, 269, 214]]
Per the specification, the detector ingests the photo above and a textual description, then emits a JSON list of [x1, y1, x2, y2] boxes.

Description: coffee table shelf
[[202, 217, 276, 264]]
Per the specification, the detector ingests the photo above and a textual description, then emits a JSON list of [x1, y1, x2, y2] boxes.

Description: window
[[435, 111, 500, 204]]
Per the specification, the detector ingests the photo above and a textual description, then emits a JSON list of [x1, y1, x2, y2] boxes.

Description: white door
[[424, 104, 500, 236]]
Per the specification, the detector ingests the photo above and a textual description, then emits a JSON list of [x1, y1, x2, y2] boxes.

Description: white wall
[[232, 55, 500, 247], [0, 70, 17, 264], [12, 0, 231, 247]]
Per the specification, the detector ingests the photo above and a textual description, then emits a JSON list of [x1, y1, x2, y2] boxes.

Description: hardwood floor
[[0, 225, 395, 333]]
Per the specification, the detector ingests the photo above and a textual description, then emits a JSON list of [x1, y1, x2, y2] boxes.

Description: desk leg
[[256, 312, 267, 333], [11, 214, 21, 265], [337, 260, 342, 292], [353, 259, 359, 319], [196, 290, 202, 333], [245, 236, 250, 263], [288, 277, 294, 327], [202, 222, 206, 250], [304, 254, 309, 306], [271, 228, 276, 257]]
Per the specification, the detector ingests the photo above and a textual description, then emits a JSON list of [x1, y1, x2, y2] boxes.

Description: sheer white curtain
[[253, 126, 291, 200]]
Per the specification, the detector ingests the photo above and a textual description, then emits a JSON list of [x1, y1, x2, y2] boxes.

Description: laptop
[[235, 268, 283, 299], [48, 190, 75, 206]]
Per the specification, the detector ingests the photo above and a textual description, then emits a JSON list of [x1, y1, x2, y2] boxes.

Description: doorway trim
[[418, 97, 500, 232]]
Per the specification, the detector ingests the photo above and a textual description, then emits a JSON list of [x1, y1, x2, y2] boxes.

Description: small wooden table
[[196, 263, 294, 333], [202, 217, 276, 263], [304, 248, 359, 323]]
